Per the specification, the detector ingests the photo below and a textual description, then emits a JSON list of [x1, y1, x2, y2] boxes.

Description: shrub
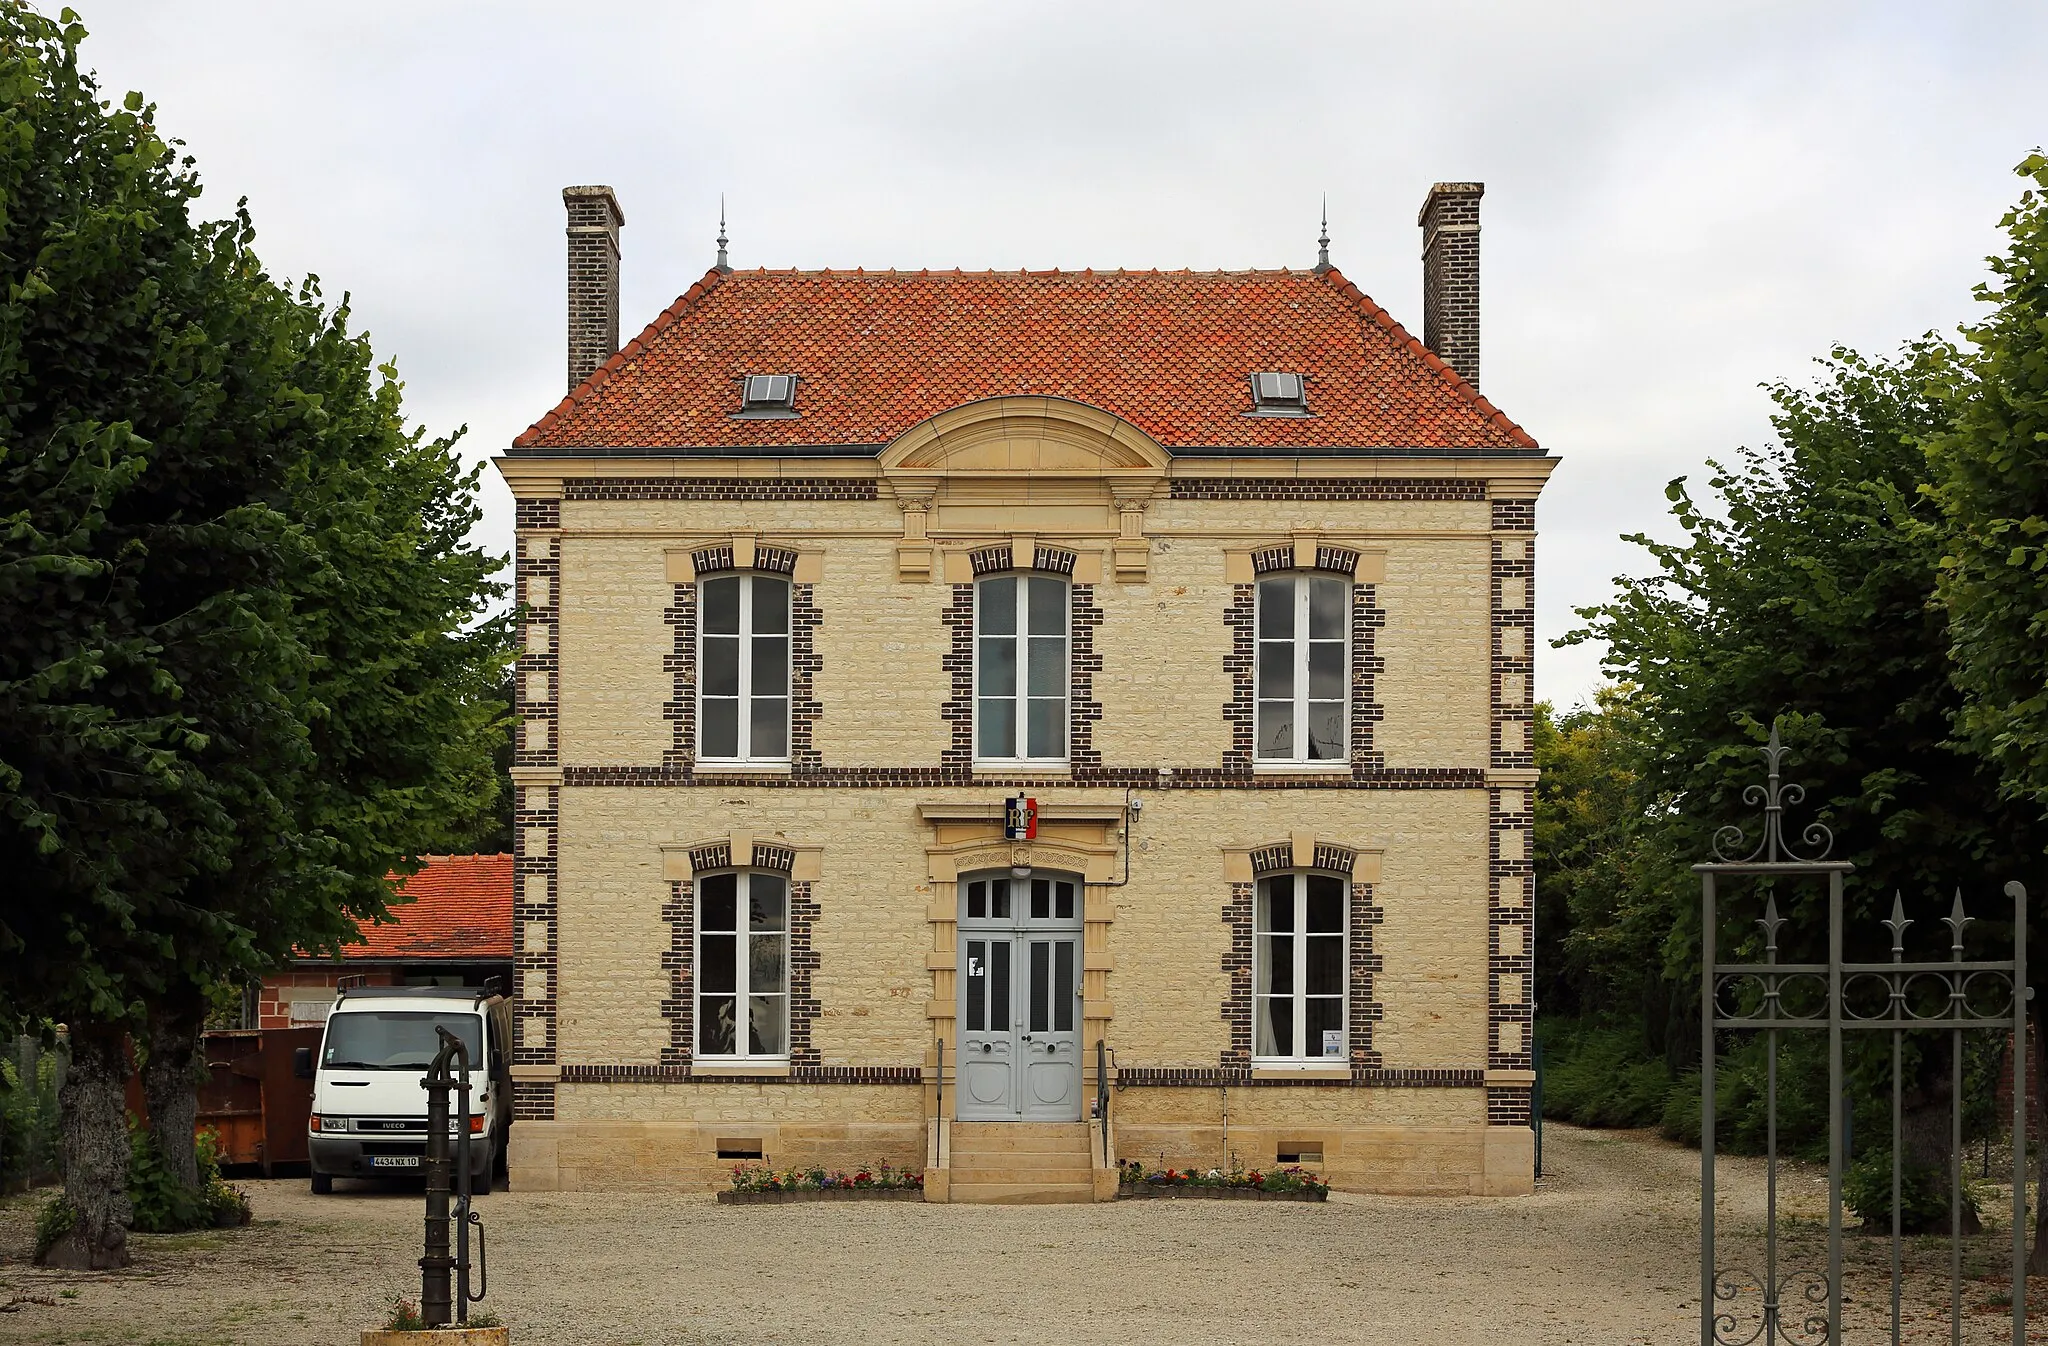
[[1538, 1021, 1674, 1130], [383, 1298, 427, 1331], [728, 1161, 922, 1192], [32, 1194, 75, 1262], [1842, 1150, 1976, 1234], [127, 1124, 250, 1232]]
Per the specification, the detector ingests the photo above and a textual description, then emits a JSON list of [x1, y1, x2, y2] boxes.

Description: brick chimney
[[1419, 182, 1483, 390], [563, 185, 624, 392]]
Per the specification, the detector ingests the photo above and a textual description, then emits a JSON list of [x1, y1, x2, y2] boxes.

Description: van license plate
[[370, 1156, 420, 1169]]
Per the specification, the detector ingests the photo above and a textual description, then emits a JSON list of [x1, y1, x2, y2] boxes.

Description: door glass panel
[[990, 940, 1010, 1031], [1029, 941, 1050, 1033], [965, 940, 987, 1031], [990, 879, 1011, 919], [1054, 941, 1074, 1032], [1031, 880, 1050, 920], [968, 882, 985, 920], [1055, 883, 1074, 920]]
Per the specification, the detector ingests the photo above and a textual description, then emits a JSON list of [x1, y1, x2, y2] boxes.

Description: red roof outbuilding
[[335, 853, 514, 961]]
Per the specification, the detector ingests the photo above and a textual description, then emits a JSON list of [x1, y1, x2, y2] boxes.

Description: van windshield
[[321, 1011, 484, 1071]]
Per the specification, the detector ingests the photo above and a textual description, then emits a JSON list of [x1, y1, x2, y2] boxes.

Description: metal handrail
[[1095, 1038, 1109, 1169]]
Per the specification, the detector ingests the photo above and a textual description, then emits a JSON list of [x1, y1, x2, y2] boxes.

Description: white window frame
[[1251, 871, 1349, 1066], [693, 869, 790, 1062], [1254, 573, 1350, 763], [973, 573, 1070, 766], [696, 572, 791, 764]]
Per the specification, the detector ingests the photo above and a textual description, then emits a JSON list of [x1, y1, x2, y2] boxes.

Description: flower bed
[[718, 1163, 924, 1205], [1116, 1161, 1329, 1202]]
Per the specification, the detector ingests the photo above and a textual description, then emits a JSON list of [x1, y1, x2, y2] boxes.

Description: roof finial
[[1315, 195, 1331, 273], [715, 195, 730, 274]]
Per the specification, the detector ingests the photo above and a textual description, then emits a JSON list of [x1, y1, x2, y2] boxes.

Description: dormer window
[[733, 374, 799, 419], [1246, 371, 1311, 417]]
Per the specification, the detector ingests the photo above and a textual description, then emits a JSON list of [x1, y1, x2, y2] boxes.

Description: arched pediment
[[879, 396, 1171, 476]]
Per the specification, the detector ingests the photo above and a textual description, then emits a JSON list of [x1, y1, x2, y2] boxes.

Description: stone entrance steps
[[946, 1122, 1095, 1204]]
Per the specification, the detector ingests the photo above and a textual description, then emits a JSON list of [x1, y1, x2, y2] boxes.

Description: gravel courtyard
[[0, 1124, 2034, 1345]]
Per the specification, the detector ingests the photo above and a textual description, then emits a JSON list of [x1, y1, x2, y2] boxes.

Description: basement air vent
[[733, 374, 800, 419], [1246, 371, 1311, 417]]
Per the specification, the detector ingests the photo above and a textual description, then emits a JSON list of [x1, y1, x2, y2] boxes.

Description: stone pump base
[[361, 1329, 509, 1346]]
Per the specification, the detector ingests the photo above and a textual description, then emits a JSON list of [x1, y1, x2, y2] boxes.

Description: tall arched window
[[1253, 871, 1347, 1062], [975, 573, 1068, 763], [699, 573, 790, 762], [696, 870, 788, 1060], [1255, 573, 1348, 761]]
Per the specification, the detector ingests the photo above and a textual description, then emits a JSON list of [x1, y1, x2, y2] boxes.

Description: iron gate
[[1698, 727, 2029, 1345]]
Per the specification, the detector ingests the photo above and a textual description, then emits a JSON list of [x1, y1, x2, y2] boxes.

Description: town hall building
[[497, 182, 1554, 1200]]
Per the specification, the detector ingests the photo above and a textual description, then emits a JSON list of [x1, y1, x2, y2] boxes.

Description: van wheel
[[310, 1170, 333, 1195], [474, 1147, 496, 1195]]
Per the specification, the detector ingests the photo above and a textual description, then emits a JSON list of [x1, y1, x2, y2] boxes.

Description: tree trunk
[[143, 991, 204, 1195], [1899, 1033, 1983, 1236], [38, 1020, 131, 1270]]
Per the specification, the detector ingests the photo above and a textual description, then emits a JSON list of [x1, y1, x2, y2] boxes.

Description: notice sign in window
[[1322, 1030, 1344, 1058]]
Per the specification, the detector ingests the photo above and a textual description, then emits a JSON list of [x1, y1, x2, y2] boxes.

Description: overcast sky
[[67, 1, 2048, 707]]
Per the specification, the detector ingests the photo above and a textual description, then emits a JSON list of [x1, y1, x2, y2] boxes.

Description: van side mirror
[[293, 1047, 314, 1080]]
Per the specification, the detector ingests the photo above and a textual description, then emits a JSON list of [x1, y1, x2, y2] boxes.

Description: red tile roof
[[333, 854, 513, 961], [514, 267, 1536, 452]]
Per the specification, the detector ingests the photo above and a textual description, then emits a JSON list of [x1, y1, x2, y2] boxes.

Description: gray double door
[[957, 872, 1083, 1121]]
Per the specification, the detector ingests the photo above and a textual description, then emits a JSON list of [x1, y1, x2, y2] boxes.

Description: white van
[[297, 986, 513, 1194]]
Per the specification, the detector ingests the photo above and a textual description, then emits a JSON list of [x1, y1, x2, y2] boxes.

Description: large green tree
[[1931, 154, 2048, 810], [0, 6, 505, 1265], [1925, 151, 2048, 1267], [1565, 342, 2048, 1226]]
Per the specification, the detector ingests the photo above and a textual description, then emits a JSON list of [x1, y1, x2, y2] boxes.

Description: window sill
[[695, 761, 793, 775], [1251, 1064, 1352, 1081], [1251, 761, 1354, 776], [971, 763, 1072, 778], [691, 1060, 792, 1078]]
